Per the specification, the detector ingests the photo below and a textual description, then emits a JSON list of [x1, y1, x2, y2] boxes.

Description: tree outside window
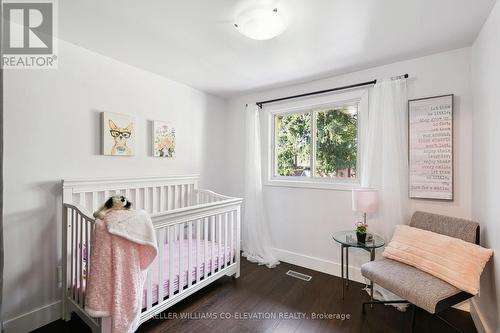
[[274, 104, 357, 179]]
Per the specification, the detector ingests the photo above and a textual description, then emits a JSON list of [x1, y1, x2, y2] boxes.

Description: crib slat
[[196, 219, 201, 284], [146, 267, 153, 309], [143, 188, 149, 213], [131, 189, 137, 210], [188, 221, 193, 288], [84, 218, 89, 304], [167, 186, 172, 210], [91, 192, 98, 214], [224, 213, 228, 268], [157, 228, 165, 303], [169, 226, 174, 298], [170, 186, 175, 210], [179, 185, 183, 208], [204, 218, 208, 280], [78, 192, 84, 207], [236, 207, 241, 277], [218, 215, 222, 271], [159, 186, 165, 212], [202, 217, 208, 279], [70, 209, 76, 300], [230, 211, 234, 265], [103, 190, 110, 202], [211, 216, 215, 276], [183, 185, 187, 208], [179, 222, 184, 292], [75, 211, 80, 303], [176, 185, 184, 208], [152, 187, 158, 213], [175, 186, 180, 209], [81, 216, 87, 306], [165, 186, 169, 210], [78, 214, 84, 306], [180, 185, 184, 208], [189, 184, 194, 206]]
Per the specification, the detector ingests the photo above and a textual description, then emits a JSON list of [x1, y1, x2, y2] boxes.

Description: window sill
[[264, 178, 361, 191]]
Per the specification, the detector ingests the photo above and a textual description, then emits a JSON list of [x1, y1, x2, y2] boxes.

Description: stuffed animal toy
[[93, 195, 132, 219]]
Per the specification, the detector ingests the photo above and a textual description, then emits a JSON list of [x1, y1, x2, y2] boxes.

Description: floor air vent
[[286, 270, 312, 281]]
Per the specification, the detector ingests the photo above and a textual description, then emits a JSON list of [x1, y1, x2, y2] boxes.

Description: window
[[271, 101, 360, 185]]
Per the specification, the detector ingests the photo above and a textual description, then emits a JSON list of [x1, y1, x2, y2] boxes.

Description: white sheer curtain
[[242, 104, 280, 268], [360, 78, 410, 240], [360, 79, 410, 306]]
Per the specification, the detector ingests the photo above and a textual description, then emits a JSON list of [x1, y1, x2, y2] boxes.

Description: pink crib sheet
[[142, 239, 233, 307]]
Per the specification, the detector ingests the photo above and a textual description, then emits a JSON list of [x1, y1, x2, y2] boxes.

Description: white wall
[[471, 1, 500, 332], [3, 40, 228, 331], [226, 48, 473, 279]]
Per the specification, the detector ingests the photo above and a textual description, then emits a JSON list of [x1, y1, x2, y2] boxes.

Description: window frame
[[264, 88, 369, 191]]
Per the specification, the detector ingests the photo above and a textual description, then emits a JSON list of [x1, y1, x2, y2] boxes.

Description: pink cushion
[[383, 225, 493, 295]]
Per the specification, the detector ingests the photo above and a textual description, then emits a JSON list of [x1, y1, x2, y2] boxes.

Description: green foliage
[[315, 109, 357, 176], [276, 113, 311, 176], [356, 225, 367, 234], [275, 107, 357, 177], [355, 221, 368, 234]]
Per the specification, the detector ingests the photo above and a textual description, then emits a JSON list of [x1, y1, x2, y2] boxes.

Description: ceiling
[[59, 0, 497, 97]]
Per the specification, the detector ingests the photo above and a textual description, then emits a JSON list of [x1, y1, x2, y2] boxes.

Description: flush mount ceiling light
[[234, 6, 288, 40]]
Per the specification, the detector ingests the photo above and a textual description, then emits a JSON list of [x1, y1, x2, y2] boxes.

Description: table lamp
[[352, 188, 379, 224]]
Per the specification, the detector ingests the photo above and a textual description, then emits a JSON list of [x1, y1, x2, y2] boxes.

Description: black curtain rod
[[256, 73, 408, 108]]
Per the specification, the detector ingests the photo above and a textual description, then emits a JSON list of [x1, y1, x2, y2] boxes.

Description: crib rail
[[61, 176, 242, 332], [62, 203, 98, 329], [141, 201, 241, 322]]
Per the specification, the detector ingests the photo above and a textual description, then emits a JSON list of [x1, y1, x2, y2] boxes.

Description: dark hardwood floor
[[33, 259, 477, 333]]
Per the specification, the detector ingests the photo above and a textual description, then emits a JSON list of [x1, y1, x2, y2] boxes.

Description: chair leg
[[362, 300, 410, 314], [370, 281, 374, 308], [410, 305, 417, 333], [435, 313, 466, 333]]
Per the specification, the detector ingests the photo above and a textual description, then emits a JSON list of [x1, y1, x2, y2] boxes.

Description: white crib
[[61, 175, 242, 333]]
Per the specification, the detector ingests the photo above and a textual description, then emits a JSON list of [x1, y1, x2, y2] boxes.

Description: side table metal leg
[[370, 248, 375, 308], [341, 245, 344, 299], [346, 246, 349, 287]]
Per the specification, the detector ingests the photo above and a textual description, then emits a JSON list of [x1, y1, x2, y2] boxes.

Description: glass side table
[[332, 231, 385, 299]]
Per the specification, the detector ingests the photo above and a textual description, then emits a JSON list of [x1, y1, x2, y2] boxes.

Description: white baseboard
[[470, 298, 493, 333], [271, 247, 365, 284], [3, 300, 61, 333]]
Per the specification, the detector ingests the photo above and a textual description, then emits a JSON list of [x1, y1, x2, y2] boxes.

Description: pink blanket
[[85, 210, 158, 333]]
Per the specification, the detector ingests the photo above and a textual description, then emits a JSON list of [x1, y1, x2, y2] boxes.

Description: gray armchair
[[361, 211, 480, 333]]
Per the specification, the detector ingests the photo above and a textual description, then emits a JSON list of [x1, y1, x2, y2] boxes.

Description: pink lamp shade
[[352, 189, 379, 213]]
